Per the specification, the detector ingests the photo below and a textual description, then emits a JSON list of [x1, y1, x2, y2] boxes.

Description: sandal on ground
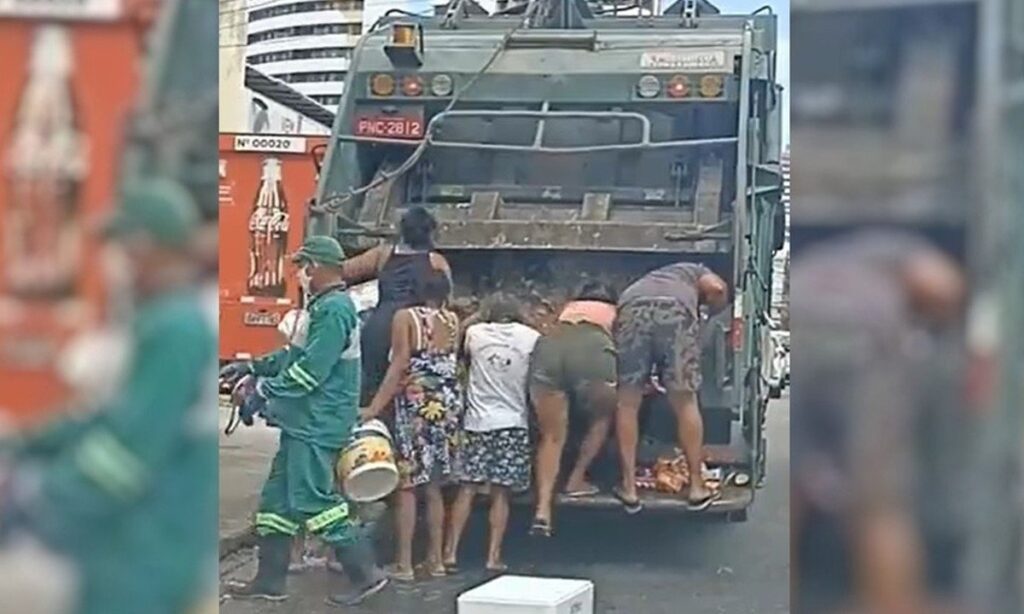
[[443, 561, 460, 574], [529, 517, 553, 537], [485, 562, 508, 573], [387, 566, 415, 582], [687, 490, 723, 511], [563, 485, 600, 498], [612, 487, 643, 515]]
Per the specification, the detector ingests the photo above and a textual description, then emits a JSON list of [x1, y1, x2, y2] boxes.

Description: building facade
[[244, 0, 365, 111]]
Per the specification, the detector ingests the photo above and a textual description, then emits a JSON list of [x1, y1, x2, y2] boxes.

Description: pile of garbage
[[635, 453, 721, 495]]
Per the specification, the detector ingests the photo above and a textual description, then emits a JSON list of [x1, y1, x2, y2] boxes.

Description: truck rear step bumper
[[513, 484, 753, 514]]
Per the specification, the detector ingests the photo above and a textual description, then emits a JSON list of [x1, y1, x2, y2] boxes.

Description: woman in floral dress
[[362, 270, 462, 580]]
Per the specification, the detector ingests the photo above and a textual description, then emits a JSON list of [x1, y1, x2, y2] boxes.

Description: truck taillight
[[370, 73, 395, 97], [729, 318, 743, 350], [401, 75, 424, 97], [666, 75, 690, 98], [699, 74, 724, 98], [636, 75, 661, 98], [430, 74, 454, 97]]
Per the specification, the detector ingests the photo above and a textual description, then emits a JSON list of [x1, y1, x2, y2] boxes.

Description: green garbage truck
[[311, 0, 785, 520]]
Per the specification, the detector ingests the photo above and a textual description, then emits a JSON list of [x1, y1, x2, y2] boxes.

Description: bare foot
[[563, 477, 599, 497], [688, 482, 712, 504], [485, 559, 508, 573], [425, 559, 447, 578], [388, 564, 415, 582]]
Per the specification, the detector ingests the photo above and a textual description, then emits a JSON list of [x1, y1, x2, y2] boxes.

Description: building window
[[249, 1, 364, 23], [311, 94, 343, 106], [249, 47, 351, 64], [272, 71, 346, 83], [247, 23, 362, 45]]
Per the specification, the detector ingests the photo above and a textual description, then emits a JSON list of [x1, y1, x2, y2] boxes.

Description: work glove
[[219, 361, 252, 387], [239, 387, 267, 427]]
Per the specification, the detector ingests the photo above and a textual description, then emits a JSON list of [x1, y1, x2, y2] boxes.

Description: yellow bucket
[[337, 420, 399, 502]]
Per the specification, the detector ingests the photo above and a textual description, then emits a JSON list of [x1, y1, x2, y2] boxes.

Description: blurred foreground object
[[0, 1, 146, 421], [0, 178, 216, 614], [0, 1, 219, 613], [790, 232, 966, 614], [0, 533, 78, 614], [791, 0, 1023, 612]]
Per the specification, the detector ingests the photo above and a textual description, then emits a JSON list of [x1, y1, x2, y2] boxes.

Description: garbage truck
[[311, 0, 785, 519]]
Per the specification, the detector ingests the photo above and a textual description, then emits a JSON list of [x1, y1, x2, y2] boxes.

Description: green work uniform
[[15, 291, 218, 614], [252, 283, 363, 545]]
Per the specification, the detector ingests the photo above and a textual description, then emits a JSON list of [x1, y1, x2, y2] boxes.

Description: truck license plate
[[244, 311, 281, 327], [354, 116, 424, 139]]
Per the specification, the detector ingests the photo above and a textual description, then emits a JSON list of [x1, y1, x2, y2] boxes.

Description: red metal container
[[218, 133, 325, 361]]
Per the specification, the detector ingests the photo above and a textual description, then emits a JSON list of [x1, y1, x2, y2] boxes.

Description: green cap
[[103, 178, 199, 248], [291, 235, 346, 266]]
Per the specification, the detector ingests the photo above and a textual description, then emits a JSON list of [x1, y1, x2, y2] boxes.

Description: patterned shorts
[[457, 428, 532, 492], [614, 298, 702, 393]]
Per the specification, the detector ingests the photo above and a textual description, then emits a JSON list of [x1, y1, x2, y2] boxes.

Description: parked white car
[[766, 330, 790, 398]]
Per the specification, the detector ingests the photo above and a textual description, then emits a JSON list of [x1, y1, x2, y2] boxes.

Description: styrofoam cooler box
[[458, 575, 594, 614]]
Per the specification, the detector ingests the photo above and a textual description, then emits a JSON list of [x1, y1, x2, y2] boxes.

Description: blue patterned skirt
[[457, 428, 532, 492]]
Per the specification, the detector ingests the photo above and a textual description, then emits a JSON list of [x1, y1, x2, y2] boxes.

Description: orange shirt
[[558, 300, 617, 336]]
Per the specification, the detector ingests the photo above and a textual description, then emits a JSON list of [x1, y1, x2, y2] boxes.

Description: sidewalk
[[218, 399, 277, 557]]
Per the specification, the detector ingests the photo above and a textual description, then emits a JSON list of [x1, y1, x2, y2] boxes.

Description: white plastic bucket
[[337, 419, 399, 502]]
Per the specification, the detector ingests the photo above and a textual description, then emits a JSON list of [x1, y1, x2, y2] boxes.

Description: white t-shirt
[[463, 322, 541, 432]]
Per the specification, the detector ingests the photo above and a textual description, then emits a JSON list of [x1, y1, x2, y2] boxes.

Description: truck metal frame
[[315, 0, 784, 517]]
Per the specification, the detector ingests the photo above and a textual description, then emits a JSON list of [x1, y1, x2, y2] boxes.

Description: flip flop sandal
[[529, 518, 553, 537], [612, 488, 643, 515], [427, 566, 447, 578], [687, 490, 723, 512], [387, 566, 415, 582], [485, 563, 509, 574], [563, 485, 600, 498]]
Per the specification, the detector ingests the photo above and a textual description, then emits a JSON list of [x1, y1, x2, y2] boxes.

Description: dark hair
[[483, 293, 523, 324], [571, 280, 618, 304], [416, 269, 451, 305], [400, 206, 438, 250]]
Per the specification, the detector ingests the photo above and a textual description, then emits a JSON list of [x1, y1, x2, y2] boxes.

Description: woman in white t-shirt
[[442, 295, 540, 573]]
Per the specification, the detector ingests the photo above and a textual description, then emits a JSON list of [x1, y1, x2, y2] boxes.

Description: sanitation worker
[[0, 178, 217, 614], [223, 236, 389, 606]]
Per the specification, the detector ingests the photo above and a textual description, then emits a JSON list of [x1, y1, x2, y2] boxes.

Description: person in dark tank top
[[340, 207, 453, 404]]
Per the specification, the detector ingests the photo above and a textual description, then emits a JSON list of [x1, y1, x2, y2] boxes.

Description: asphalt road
[[220, 397, 790, 614]]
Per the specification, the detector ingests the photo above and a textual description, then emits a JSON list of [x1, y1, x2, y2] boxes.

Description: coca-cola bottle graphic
[[4, 25, 86, 301], [247, 157, 289, 297]]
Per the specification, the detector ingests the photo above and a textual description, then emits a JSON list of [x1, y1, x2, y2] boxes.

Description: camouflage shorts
[[613, 298, 701, 393]]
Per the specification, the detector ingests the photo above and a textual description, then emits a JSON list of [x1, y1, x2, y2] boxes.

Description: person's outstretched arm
[[363, 310, 413, 421]]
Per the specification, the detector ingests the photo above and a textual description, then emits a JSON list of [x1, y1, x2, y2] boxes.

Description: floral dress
[[394, 306, 463, 488]]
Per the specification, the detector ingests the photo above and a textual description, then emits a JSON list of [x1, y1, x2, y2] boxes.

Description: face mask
[[297, 265, 313, 293]]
